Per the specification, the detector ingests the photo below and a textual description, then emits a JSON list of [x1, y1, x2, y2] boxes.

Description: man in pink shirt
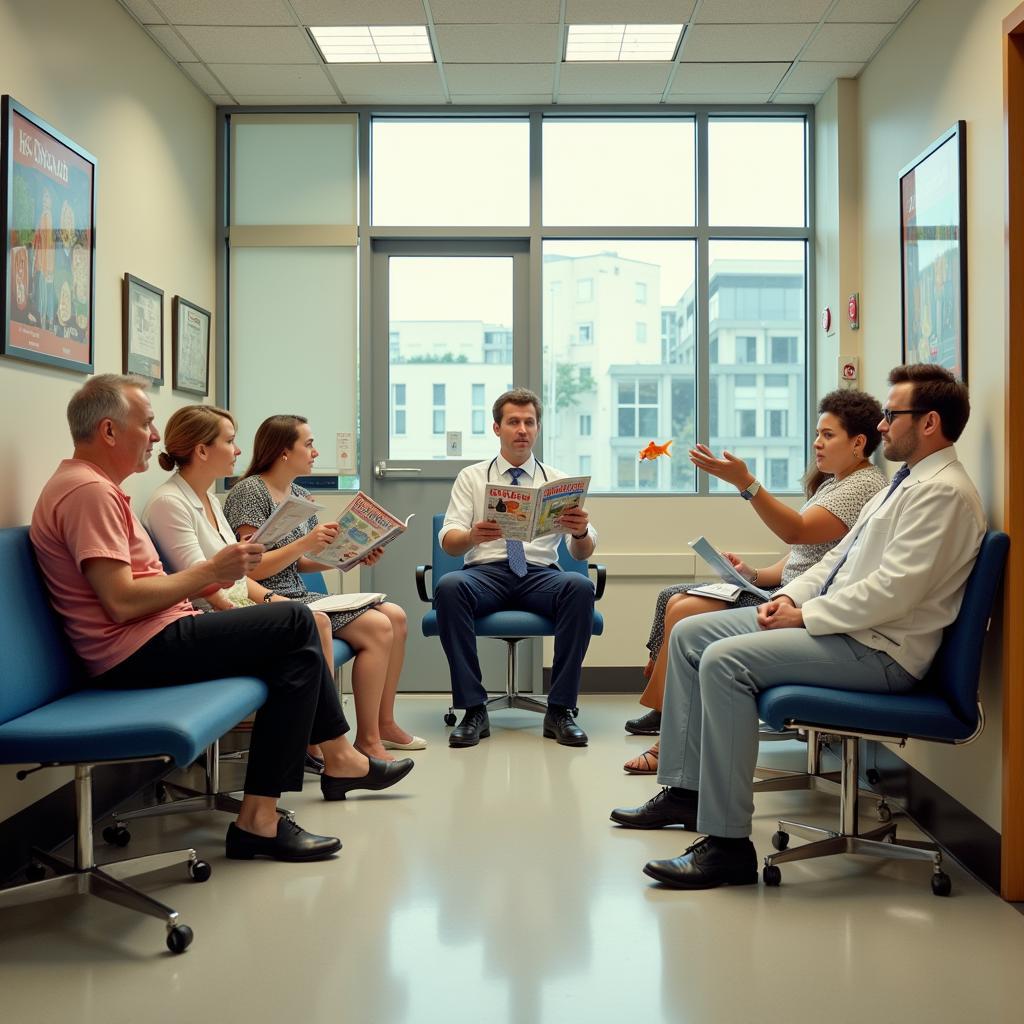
[[32, 374, 412, 862]]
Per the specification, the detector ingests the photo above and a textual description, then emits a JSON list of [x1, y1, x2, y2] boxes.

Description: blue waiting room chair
[[0, 527, 269, 952], [757, 529, 1009, 896], [417, 513, 606, 725]]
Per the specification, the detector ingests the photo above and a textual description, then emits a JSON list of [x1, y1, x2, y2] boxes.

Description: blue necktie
[[818, 464, 910, 596], [505, 467, 529, 578]]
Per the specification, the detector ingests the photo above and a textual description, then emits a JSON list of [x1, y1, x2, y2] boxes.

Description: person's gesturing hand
[[689, 443, 755, 491]]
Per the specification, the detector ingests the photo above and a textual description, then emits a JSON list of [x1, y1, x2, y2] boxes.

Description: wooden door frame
[[1002, 1, 1024, 901]]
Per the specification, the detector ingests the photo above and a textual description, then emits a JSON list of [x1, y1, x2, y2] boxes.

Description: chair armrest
[[589, 563, 607, 601], [415, 564, 432, 603]]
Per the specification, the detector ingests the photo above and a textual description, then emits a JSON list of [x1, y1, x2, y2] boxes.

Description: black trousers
[[94, 602, 348, 798]]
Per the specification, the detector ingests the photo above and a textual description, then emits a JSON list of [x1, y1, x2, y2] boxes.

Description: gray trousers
[[656, 607, 917, 838]]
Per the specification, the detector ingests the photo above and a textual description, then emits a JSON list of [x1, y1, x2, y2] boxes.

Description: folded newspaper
[[249, 493, 325, 547], [688, 535, 771, 601], [312, 491, 413, 572], [307, 592, 387, 613], [485, 475, 590, 542]]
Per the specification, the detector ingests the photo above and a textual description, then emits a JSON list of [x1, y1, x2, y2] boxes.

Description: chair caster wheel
[[876, 801, 892, 822], [166, 924, 193, 954], [444, 712, 457, 727], [189, 859, 212, 883], [25, 862, 46, 882], [771, 830, 790, 851], [763, 864, 782, 886], [931, 871, 952, 897], [102, 824, 131, 847]]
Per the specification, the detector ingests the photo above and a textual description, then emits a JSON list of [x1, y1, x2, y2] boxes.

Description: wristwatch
[[739, 479, 762, 501], [571, 530, 589, 540]]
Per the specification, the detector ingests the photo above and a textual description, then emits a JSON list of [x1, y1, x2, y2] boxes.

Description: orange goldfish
[[638, 440, 673, 462]]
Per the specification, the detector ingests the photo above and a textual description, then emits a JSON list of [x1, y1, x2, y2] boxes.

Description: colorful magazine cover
[[485, 476, 590, 542], [315, 491, 414, 572]]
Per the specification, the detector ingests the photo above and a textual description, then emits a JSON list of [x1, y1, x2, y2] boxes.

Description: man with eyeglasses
[[611, 363, 985, 890]]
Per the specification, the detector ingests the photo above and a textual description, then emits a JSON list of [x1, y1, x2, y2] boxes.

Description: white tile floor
[[1, 694, 1023, 1024]]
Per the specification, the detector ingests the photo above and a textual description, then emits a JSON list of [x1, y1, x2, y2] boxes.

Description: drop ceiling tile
[[209, 63, 337, 94], [145, 25, 198, 61], [431, 1, 560, 24], [696, 0, 828, 22], [558, 92, 667, 103], [671, 62, 788, 94], [445, 63, 555, 93], [233, 95, 342, 105], [664, 93, 773, 104], [178, 26, 317, 63], [180, 62, 229, 93], [829, 0, 916, 22], [156, 0, 292, 24], [558, 62, 673, 93], [802, 22, 892, 61], [327, 63, 446, 100], [566, 1, 697, 23], [121, 0, 164, 23], [783, 60, 864, 92], [683, 23, 814, 61], [435, 23, 561, 62], [450, 93, 554, 104], [291, 0, 426, 24], [209, 94, 236, 105], [773, 92, 823, 103]]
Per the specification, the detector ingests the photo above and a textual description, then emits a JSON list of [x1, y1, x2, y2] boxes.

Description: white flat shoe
[[381, 735, 427, 751]]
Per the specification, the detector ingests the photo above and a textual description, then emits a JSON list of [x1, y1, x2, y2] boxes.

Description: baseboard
[[0, 762, 166, 885], [866, 740, 1001, 892], [543, 666, 644, 694]]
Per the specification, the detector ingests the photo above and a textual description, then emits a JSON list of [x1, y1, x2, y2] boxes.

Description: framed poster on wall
[[172, 296, 210, 396], [1, 95, 96, 373], [899, 121, 967, 381], [122, 273, 164, 383]]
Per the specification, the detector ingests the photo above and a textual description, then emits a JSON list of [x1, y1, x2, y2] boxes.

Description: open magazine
[[688, 535, 771, 601], [249, 493, 325, 547], [312, 491, 414, 572], [485, 475, 590, 542]]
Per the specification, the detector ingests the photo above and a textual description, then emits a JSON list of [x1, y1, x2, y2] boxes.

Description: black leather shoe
[[543, 705, 588, 746], [225, 817, 341, 862], [320, 756, 414, 800], [610, 788, 698, 829], [625, 709, 661, 735], [643, 836, 758, 889], [449, 705, 490, 747]]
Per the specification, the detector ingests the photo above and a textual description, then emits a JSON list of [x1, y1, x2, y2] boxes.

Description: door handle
[[374, 461, 424, 480]]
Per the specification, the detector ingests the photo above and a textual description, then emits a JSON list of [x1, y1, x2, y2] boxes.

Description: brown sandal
[[623, 742, 659, 774]]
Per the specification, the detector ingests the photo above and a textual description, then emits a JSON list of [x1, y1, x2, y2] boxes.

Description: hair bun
[[157, 451, 176, 471]]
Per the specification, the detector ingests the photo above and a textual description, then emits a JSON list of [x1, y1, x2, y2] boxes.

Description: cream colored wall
[[853, 0, 1008, 830], [0, 0, 215, 819]]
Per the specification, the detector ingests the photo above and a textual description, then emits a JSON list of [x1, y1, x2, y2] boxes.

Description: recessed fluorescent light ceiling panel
[[309, 25, 434, 63], [565, 24, 683, 62]]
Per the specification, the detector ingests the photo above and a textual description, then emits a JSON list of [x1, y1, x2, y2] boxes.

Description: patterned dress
[[223, 475, 369, 632], [644, 466, 888, 658]]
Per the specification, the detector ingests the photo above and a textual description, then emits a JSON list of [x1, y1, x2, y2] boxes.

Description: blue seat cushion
[[758, 685, 975, 743], [0, 677, 267, 767], [332, 638, 354, 667], [421, 609, 604, 639]]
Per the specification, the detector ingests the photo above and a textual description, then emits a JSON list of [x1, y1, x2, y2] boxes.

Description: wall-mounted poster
[[172, 296, 210, 396], [899, 121, 967, 381], [1, 96, 96, 373], [122, 273, 164, 383]]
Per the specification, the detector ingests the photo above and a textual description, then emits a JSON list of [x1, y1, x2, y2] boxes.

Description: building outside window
[[736, 335, 757, 364], [767, 409, 788, 437], [771, 335, 798, 363], [768, 458, 789, 489], [617, 379, 659, 437], [432, 383, 445, 434], [577, 322, 594, 344], [471, 383, 486, 434], [392, 383, 406, 435], [738, 409, 757, 437], [636, 281, 647, 303], [636, 321, 647, 343], [579, 413, 592, 436]]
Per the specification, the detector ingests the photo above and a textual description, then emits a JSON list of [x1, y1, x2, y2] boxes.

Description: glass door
[[364, 240, 529, 693]]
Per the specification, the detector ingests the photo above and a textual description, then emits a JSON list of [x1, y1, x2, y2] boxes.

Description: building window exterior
[[636, 321, 647, 343], [768, 458, 789, 488], [617, 379, 659, 438], [577, 322, 593, 344], [392, 383, 406, 435], [579, 414, 592, 436], [766, 409, 787, 437], [432, 383, 445, 434], [635, 281, 647, 303], [771, 335, 797, 364], [736, 335, 757, 364], [738, 409, 757, 437]]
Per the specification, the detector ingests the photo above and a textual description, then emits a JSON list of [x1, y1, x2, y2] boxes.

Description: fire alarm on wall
[[821, 306, 832, 333], [848, 292, 860, 330], [839, 356, 859, 384]]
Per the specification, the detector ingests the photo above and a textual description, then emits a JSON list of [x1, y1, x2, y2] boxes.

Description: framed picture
[[899, 121, 968, 381], [122, 273, 164, 382], [1, 95, 97, 373], [172, 295, 211, 396]]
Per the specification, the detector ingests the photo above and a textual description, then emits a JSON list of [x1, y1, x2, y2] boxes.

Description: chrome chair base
[[446, 637, 554, 724]]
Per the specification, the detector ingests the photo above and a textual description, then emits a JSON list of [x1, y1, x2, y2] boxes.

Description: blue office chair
[[416, 513, 606, 725], [757, 530, 1008, 896], [301, 571, 356, 668]]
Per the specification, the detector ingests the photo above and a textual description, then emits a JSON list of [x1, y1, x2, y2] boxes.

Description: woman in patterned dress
[[623, 389, 887, 774], [225, 415, 424, 761]]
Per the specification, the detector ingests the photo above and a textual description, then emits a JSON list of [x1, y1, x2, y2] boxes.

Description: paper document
[[688, 536, 771, 601], [249, 494, 324, 547], [485, 475, 590, 542], [312, 492, 413, 572], [686, 582, 743, 603], [307, 592, 387, 614]]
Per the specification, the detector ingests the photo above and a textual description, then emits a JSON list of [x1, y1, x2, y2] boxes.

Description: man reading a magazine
[[610, 364, 985, 889], [436, 388, 597, 748]]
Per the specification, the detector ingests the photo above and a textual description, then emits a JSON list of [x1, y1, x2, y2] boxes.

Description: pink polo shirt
[[30, 459, 196, 676]]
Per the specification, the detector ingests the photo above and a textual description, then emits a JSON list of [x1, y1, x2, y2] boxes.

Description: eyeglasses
[[881, 408, 926, 424]]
